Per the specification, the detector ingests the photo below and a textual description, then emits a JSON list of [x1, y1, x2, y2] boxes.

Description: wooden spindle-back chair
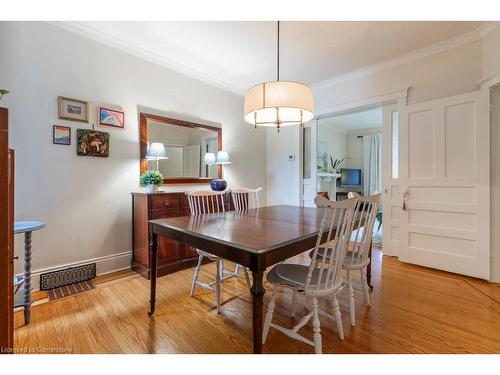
[[186, 190, 250, 314], [262, 196, 358, 354]]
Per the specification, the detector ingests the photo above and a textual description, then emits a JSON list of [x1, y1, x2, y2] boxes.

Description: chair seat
[[310, 248, 370, 269], [267, 263, 342, 292]]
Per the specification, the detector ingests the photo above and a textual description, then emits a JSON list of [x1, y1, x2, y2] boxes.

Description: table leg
[[250, 270, 265, 354], [23, 231, 32, 325], [367, 240, 373, 290], [148, 232, 158, 316]]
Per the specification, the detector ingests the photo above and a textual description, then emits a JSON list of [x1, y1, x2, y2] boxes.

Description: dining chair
[[227, 187, 263, 285], [187, 190, 249, 314], [262, 196, 358, 354], [311, 192, 381, 326], [231, 187, 262, 211]]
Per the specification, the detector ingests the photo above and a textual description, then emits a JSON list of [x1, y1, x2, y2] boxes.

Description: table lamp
[[145, 142, 168, 171]]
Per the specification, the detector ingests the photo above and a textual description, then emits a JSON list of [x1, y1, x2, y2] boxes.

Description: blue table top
[[14, 221, 45, 234]]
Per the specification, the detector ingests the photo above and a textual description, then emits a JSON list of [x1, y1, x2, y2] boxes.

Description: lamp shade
[[145, 142, 168, 159], [244, 81, 314, 127], [203, 152, 216, 164], [215, 150, 231, 165]]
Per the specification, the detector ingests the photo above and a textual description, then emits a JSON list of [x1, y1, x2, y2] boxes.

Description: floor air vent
[[40, 263, 96, 291]]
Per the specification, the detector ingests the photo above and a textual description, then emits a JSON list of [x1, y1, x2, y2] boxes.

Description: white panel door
[[382, 104, 400, 256], [399, 90, 490, 279]]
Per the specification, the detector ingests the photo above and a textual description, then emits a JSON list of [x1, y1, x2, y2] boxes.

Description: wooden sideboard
[[131, 191, 234, 279]]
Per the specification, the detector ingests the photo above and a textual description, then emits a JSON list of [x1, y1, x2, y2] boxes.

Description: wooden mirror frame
[[140, 112, 222, 184]]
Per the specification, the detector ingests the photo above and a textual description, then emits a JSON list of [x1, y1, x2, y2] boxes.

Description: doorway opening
[[319, 107, 384, 245]]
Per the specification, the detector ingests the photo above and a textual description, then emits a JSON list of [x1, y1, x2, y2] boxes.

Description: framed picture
[[53, 125, 71, 145], [98, 106, 125, 129], [58, 96, 89, 123], [76, 129, 110, 157]]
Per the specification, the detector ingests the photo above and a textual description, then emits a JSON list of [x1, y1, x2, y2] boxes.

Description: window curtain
[[363, 134, 382, 195]]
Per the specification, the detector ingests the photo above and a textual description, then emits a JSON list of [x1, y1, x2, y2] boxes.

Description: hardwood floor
[[14, 249, 500, 353]]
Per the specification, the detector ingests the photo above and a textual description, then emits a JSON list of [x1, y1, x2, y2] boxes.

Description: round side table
[[14, 221, 45, 325]]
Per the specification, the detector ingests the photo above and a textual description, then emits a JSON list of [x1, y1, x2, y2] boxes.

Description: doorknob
[[402, 190, 409, 211]]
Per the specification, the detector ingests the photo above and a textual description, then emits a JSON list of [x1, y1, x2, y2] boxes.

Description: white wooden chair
[[343, 191, 380, 326], [311, 192, 381, 326], [231, 187, 262, 211], [262, 196, 358, 354], [227, 187, 263, 284], [187, 190, 249, 314]]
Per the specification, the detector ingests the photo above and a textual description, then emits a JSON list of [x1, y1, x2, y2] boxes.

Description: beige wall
[[314, 40, 483, 109], [266, 126, 302, 206], [0, 22, 267, 282]]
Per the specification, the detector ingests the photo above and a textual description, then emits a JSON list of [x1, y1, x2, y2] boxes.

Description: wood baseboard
[[131, 257, 210, 280]]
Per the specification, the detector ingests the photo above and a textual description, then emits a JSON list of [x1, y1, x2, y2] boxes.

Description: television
[[340, 168, 362, 188]]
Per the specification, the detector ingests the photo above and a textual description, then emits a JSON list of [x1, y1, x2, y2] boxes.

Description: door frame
[[382, 103, 400, 256], [300, 87, 408, 208]]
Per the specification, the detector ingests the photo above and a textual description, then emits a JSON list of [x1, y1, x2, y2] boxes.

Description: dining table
[[147, 204, 372, 354]]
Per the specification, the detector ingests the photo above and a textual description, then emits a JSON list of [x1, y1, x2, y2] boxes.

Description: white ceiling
[[61, 21, 485, 94], [319, 107, 382, 132]]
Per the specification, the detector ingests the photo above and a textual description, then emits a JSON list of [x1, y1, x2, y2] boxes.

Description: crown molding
[[476, 67, 500, 89], [48, 21, 245, 96], [313, 22, 500, 90], [48, 21, 500, 97]]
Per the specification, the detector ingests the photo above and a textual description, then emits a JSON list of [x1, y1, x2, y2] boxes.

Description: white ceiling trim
[[476, 67, 500, 89], [312, 21, 500, 90], [315, 87, 409, 118], [48, 21, 245, 96]]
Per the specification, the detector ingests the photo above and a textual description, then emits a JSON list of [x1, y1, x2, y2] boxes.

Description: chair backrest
[[346, 191, 382, 265], [186, 190, 226, 215], [307, 195, 358, 293], [231, 187, 262, 211]]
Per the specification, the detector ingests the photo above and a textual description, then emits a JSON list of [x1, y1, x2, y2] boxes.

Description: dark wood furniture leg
[[250, 270, 265, 354], [23, 231, 32, 324], [148, 231, 158, 316], [367, 240, 373, 289]]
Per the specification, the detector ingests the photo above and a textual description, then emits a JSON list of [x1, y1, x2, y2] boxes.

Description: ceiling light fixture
[[243, 21, 314, 132]]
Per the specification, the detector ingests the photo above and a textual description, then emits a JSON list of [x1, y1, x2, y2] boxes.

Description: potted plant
[[0, 89, 9, 101], [330, 156, 347, 173], [140, 170, 163, 194]]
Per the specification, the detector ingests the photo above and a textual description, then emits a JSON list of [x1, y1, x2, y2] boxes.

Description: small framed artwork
[[53, 125, 71, 145], [98, 106, 125, 129], [77, 129, 110, 157], [58, 96, 89, 123]]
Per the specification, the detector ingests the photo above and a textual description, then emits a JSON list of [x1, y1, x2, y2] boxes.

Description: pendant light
[[244, 21, 314, 132]]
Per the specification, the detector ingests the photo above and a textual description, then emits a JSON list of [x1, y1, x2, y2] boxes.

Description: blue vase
[[210, 179, 227, 191]]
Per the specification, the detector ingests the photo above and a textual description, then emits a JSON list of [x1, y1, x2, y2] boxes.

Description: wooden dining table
[[147, 204, 372, 354]]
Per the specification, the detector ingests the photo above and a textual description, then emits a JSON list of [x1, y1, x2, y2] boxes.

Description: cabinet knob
[[164, 199, 170, 207]]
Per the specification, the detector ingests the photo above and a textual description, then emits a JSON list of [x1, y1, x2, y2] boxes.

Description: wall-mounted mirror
[[140, 113, 222, 184]]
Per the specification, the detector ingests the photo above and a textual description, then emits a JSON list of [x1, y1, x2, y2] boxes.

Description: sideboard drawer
[[150, 209, 181, 220], [150, 195, 181, 211]]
